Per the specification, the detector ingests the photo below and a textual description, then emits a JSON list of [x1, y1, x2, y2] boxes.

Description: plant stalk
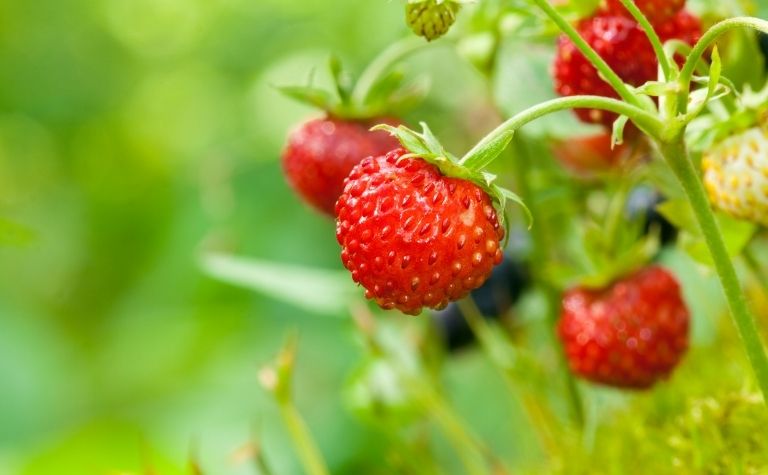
[[677, 17, 768, 114], [658, 137, 768, 403], [460, 95, 663, 167], [278, 403, 330, 475], [416, 382, 490, 475], [617, 0, 672, 80], [529, 0, 644, 108], [352, 36, 426, 105]]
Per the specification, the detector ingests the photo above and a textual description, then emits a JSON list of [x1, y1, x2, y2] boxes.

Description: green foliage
[[3, 0, 768, 474]]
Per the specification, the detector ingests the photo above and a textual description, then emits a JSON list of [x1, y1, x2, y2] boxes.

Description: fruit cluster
[[273, 0, 740, 392], [554, 0, 701, 127]]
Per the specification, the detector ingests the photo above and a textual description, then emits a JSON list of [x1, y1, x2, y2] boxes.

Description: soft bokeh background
[[0, 1, 491, 473], [2, 0, 768, 474]]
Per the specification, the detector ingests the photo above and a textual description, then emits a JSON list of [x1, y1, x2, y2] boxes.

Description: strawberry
[[553, 13, 700, 127], [282, 117, 401, 216], [602, 0, 685, 25], [554, 15, 658, 127], [558, 265, 690, 389], [702, 126, 768, 227], [406, 0, 461, 41], [335, 148, 505, 315], [657, 9, 702, 54]]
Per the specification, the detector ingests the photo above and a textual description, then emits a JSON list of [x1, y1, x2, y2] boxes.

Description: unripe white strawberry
[[702, 126, 768, 226]]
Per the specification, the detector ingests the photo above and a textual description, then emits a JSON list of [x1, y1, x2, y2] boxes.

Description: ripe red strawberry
[[282, 117, 401, 216], [335, 148, 505, 315], [558, 266, 689, 389], [553, 13, 700, 127], [554, 15, 658, 126], [657, 10, 702, 49], [602, 0, 685, 25]]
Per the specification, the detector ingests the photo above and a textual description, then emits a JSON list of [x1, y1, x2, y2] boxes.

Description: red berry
[[558, 266, 690, 389], [554, 15, 658, 127], [282, 117, 401, 216], [602, 0, 685, 25], [657, 9, 702, 48], [335, 149, 505, 315], [553, 14, 700, 127]]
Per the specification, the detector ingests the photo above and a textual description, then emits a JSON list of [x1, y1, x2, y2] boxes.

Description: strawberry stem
[[456, 296, 563, 456], [616, 0, 672, 81], [351, 36, 426, 106], [658, 136, 768, 405], [677, 17, 768, 115], [459, 96, 663, 168], [259, 334, 331, 475], [529, 0, 645, 109], [411, 377, 492, 475]]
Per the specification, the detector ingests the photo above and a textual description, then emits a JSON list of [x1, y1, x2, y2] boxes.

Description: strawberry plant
[[199, 0, 768, 472]]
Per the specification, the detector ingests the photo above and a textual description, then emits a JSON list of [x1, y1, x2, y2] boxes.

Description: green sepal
[[635, 81, 675, 97], [277, 45, 428, 120], [329, 54, 353, 105], [611, 115, 629, 148], [460, 130, 516, 173], [372, 122, 531, 238], [364, 70, 431, 116], [276, 85, 338, 112]]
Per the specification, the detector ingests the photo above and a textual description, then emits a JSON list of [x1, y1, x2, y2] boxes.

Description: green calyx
[[373, 122, 532, 233], [277, 43, 429, 120], [542, 184, 661, 291]]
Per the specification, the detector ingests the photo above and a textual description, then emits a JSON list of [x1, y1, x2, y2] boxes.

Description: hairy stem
[[352, 37, 426, 105], [416, 382, 490, 475], [460, 95, 662, 167], [658, 137, 768, 403], [529, 0, 643, 108], [617, 0, 672, 81], [279, 404, 330, 475], [678, 17, 768, 114], [456, 298, 561, 455]]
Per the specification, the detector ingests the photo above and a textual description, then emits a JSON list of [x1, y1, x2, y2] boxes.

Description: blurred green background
[[1, 0, 767, 474], [0, 0, 416, 473]]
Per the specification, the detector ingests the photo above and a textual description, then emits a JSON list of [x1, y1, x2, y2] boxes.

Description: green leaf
[[680, 213, 756, 266], [611, 115, 628, 148], [461, 130, 515, 172], [658, 200, 756, 266], [418, 122, 449, 159], [657, 199, 700, 235], [329, 55, 352, 104], [371, 124, 433, 156], [493, 184, 532, 229], [635, 81, 673, 97], [200, 253, 358, 316], [276, 85, 337, 111]]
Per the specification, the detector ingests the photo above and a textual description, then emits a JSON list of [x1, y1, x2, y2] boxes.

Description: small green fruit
[[405, 0, 460, 41]]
